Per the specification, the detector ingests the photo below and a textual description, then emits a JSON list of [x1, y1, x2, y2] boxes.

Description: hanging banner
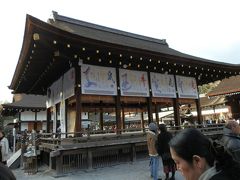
[[52, 106, 57, 135], [63, 68, 75, 100], [81, 64, 117, 95], [46, 78, 60, 108], [52, 77, 63, 104], [46, 86, 53, 108], [59, 100, 66, 138], [176, 75, 198, 99], [119, 69, 149, 97], [150, 72, 176, 98]]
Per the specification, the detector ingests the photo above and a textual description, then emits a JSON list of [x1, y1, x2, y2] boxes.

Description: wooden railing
[[36, 123, 225, 175]]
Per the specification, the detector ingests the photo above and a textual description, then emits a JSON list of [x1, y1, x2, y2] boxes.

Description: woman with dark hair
[[169, 128, 240, 180], [0, 162, 16, 180], [157, 124, 176, 180]]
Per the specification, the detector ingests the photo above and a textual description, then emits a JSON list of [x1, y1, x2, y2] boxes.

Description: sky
[[0, 0, 240, 103]]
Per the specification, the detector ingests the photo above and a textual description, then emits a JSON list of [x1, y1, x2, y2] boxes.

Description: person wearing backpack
[[222, 120, 240, 162]]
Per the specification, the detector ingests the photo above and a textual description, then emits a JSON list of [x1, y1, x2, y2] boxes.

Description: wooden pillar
[[195, 99, 202, 124], [87, 149, 93, 169], [75, 65, 82, 135], [34, 110, 37, 131], [155, 104, 159, 125], [141, 111, 145, 132], [65, 99, 68, 135], [131, 144, 136, 162], [56, 154, 63, 175], [18, 111, 21, 132], [195, 79, 202, 124], [115, 68, 121, 134], [99, 101, 104, 131], [121, 103, 125, 130], [46, 108, 51, 133], [173, 98, 180, 127], [147, 71, 153, 124]]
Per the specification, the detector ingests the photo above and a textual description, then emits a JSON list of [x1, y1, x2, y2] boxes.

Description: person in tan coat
[[147, 122, 159, 180], [0, 130, 9, 165]]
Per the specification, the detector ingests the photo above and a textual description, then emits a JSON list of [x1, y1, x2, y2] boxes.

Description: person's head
[[169, 128, 215, 180], [159, 124, 167, 133], [0, 162, 16, 180], [148, 122, 158, 134], [225, 120, 240, 134]]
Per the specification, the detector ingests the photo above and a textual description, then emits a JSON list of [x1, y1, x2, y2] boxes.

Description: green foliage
[[198, 81, 219, 94]]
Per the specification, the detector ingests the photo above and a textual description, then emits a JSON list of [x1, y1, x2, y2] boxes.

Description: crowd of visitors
[[147, 119, 240, 180], [147, 122, 176, 180]]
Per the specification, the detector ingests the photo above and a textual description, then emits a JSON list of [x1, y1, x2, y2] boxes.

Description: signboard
[[46, 84, 54, 108], [63, 68, 75, 99], [47, 77, 63, 107], [81, 64, 117, 95], [52, 106, 57, 135], [59, 100, 66, 138], [176, 75, 198, 99], [119, 69, 149, 97], [150, 72, 176, 98]]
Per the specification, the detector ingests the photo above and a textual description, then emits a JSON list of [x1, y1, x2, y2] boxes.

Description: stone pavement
[[13, 158, 184, 180]]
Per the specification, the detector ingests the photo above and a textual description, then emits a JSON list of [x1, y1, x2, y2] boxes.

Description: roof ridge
[[51, 11, 169, 46]]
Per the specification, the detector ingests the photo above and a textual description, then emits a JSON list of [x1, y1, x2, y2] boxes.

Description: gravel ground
[[12, 158, 184, 180]]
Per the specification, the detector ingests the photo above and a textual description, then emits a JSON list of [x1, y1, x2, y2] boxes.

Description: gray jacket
[[222, 127, 240, 162]]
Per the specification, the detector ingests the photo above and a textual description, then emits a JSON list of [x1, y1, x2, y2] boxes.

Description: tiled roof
[[2, 94, 46, 109], [200, 96, 226, 107], [50, 11, 237, 66], [208, 75, 240, 97]]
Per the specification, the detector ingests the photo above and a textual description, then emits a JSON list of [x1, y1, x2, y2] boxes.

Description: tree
[[198, 81, 220, 94]]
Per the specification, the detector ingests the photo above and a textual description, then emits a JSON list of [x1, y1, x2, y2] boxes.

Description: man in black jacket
[[222, 120, 240, 162]]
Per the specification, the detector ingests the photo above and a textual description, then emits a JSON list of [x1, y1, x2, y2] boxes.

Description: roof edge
[[51, 11, 169, 47], [9, 14, 33, 90], [208, 89, 240, 97]]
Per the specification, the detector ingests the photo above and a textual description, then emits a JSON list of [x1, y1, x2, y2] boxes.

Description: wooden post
[[100, 101, 103, 131], [195, 99, 202, 124], [56, 154, 63, 175], [46, 108, 51, 133], [65, 99, 68, 135], [195, 79, 202, 124], [173, 98, 180, 127], [141, 111, 145, 132], [115, 68, 121, 134], [147, 71, 153, 124], [34, 110, 37, 131], [173, 75, 180, 127], [18, 111, 21, 132], [87, 149, 93, 169], [131, 144, 136, 162], [75, 65, 82, 136], [121, 103, 125, 130], [155, 104, 159, 125]]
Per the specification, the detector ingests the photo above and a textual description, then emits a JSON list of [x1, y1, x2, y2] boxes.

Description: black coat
[[210, 171, 235, 180], [157, 131, 172, 156]]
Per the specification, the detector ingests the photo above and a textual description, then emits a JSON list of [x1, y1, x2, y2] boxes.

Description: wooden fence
[[36, 124, 225, 175]]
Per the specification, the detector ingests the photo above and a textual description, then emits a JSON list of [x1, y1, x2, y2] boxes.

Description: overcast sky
[[0, 0, 240, 102]]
